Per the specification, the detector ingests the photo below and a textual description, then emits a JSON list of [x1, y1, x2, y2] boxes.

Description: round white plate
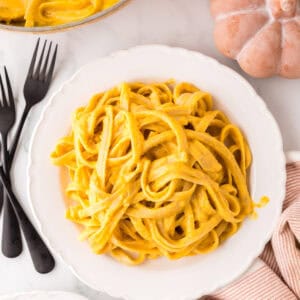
[[0, 291, 87, 300], [28, 45, 286, 300]]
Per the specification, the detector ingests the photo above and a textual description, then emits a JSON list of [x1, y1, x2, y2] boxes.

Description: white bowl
[[0, 291, 87, 300], [27, 45, 286, 300], [0, 0, 129, 33]]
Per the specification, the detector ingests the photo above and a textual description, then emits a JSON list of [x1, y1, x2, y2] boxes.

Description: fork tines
[[0, 67, 14, 109], [28, 38, 58, 82]]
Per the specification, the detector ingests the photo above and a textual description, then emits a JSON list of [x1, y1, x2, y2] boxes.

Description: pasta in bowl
[[0, 0, 128, 32], [27, 45, 285, 300], [51, 80, 266, 265]]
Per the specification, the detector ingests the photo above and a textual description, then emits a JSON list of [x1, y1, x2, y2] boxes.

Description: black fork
[[0, 68, 15, 169], [0, 68, 22, 258], [9, 38, 58, 166], [0, 39, 57, 273]]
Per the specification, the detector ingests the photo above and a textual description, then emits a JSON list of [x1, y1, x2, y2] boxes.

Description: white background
[[0, 0, 299, 299]]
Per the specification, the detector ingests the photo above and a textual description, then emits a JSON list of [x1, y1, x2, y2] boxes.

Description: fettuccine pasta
[[0, 0, 119, 27], [51, 81, 261, 265]]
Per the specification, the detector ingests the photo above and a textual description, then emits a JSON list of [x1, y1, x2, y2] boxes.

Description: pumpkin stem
[[280, 0, 296, 12]]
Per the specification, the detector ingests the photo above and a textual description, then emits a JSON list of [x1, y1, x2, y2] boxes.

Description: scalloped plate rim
[[27, 45, 286, 300], [0, 291, 88, 300]]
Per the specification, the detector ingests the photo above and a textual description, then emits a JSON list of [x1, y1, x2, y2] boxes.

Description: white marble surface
[[0, 0, 299, 299]]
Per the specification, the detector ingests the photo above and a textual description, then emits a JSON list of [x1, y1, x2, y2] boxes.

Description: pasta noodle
[[51, 81, 262, 265], [0, 0, 119, 27]]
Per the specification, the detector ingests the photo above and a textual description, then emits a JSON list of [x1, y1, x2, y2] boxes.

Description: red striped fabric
[[208, 162, 300, 300]]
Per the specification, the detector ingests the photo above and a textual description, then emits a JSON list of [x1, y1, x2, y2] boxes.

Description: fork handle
[[8, 106, 30, 169], [1, 105, 29, 257], [1, 134, 23, 258], [0, 166, 55, 273], [1, 134, 9, 172], [2, 195, 22, 257], [1, 105, 30, 257]]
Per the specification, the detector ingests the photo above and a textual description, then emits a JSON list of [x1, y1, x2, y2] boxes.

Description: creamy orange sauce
[[251, 196, 270, 219], [60, 167, 84, 231], [60, 167, 72, 207], [0, 0, 120, 27]]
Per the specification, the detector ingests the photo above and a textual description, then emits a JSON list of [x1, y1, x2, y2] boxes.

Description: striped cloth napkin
[[207, 162, 300, 300]]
